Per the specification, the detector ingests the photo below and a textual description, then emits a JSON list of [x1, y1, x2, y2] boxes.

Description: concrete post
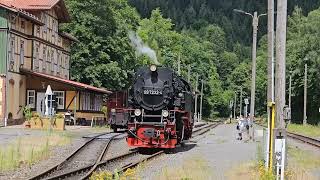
[[188, 65, 191, 83], [194, 74, 198, 122], [234, 92, 237, 120], [240, 87, 243, 117], [303, 63, 307, 125], [275, 0, 287, 129], [250, 12, 258, 123], [199, 79, 204, 121]]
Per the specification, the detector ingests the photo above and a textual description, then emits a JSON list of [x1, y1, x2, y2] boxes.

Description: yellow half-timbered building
[[0, 0, 111, 126]]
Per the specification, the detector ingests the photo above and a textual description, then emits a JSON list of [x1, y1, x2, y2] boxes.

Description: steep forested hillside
[[129, 0, 320, 46], [63, 0, 320, 124]]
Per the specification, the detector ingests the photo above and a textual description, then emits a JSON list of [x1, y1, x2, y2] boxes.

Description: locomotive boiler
[[125, 65, 194, 149]]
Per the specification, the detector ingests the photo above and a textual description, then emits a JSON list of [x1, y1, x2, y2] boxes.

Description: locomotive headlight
[[111, 108, 116, 115], [134, 109, 142, 116], [162, 110, 169, 118], [150, 64, 157, 72]]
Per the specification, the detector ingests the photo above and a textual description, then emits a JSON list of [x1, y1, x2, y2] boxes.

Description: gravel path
[[0, 126, 113, 180], [0, 138, 85, 180], [138, 124, 263, 180]]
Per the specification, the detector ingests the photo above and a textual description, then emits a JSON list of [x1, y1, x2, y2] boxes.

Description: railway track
[[29, 132, 125, 180], [286, 132, 320, 148], [111, 121, 222, 177], [29, 122, 221, 180], [255, 123, 320, 148]]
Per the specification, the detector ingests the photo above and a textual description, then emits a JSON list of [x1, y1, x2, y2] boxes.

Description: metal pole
[[266, 0, 275, 170], [188, 65, 191, 83], [234, 92, 237, 120], [303, 63, 307, 125], [289, 74, 292, 109], [178, 54, 181, 76], [240, 87, 243, 117], [275, 0, 287, 129], [268, 0, 275, 104], [194, 74, 198, 122], [250, 12, 258, 124], [200, 79, 204, 121]]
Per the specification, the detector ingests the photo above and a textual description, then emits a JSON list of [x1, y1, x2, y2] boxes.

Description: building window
[[34, 44, 40, 70], [21, 20, 25, 29], [10, 15, 16, 25], [43, 15, 47, 33], [42, 48, 46, 71], [56, 52, 60, 74], [65, 56, 69, 70], [9, 36, 15, 70], [53, 91, 64, 109], [47, 49, 50, 73], [37, 26, 40, 34], [51, 50, 55, 73], [20, 40, 24, 66], [81, 92, 102, 111], [47, 61, 50, 73], [27, 90, 35, 108]]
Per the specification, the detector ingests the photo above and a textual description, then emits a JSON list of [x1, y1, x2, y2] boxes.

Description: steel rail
[[43, 150, 140, 180], [31, 122, 222, 180], [114, 122, 222, 177], [28, 132, 120, 180], [255, 122, 320, 148], [80, 133, 122, 180], [287, 132, 320, 148]]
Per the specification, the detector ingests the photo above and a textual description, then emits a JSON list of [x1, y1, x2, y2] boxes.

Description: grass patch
[[287, 124, 320, 138], [156, 155, 213, 180], [226, 161, 270, 180], [0, 130, 71, 172], [91, 156, 213, 180], [286, 145, 319, 180], [288, 146, 320, 169], [90, 160, 147, 180]]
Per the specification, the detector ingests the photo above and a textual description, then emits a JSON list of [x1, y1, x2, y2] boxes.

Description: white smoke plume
[[128, 31, 160, 65]]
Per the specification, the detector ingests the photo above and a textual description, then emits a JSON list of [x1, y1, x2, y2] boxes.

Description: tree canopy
[[63, 0, 320, 123]]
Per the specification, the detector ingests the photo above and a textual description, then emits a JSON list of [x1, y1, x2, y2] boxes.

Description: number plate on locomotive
[[143, 89, 163, 95]]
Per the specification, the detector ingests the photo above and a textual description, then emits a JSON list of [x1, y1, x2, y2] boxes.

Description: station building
[[0, 0, 111, 126]]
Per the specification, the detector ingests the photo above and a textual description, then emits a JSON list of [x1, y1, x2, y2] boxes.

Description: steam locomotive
[[110, 65, 194, 149]]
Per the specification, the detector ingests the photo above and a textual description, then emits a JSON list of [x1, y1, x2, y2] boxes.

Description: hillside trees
[[62, 0, 140, 90], [137, 9, 232, 117], [63, 0, 320, 122], [286, 7, 320, 124]]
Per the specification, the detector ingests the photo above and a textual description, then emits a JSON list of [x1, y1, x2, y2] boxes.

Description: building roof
[[0, 0, 70, 22], [59, 32, 79, 42], [20, 69, 112, 94], [0, 2, 44, 25]]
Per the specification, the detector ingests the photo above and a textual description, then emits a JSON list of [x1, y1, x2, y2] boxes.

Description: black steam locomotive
[[111, 65, 194, 149]]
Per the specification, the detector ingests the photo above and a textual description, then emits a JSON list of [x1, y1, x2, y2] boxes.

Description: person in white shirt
[[236, 116, 249, 140]]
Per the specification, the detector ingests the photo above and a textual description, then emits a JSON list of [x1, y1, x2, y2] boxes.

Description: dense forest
[[63, 0, 320, 124]]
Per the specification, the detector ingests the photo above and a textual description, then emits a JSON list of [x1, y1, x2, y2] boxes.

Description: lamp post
[[303, 57, 308, 126], [233, 9, 267, 123]]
